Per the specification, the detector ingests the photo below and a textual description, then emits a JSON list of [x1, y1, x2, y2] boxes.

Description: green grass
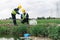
[[0, 19, 60, 25], [37, 19, 60, 24], [0, 19, 60, 40]]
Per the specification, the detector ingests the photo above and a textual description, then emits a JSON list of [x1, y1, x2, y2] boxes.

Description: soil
[[30, 36, 52, 40]]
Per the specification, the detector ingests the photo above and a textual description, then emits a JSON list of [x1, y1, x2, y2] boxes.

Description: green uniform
[[11, 8, 19, 25], [11, 10, 16, 15], [22, 14, 27, 20], [21, 13, 29, 24]]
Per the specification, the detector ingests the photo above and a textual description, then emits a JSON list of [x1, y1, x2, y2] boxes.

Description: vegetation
[[0, 19, 60, 40]]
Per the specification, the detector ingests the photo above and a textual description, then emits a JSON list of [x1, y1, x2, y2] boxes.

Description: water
[[0, 38, 14, 40], [0, 37, 30, 40]]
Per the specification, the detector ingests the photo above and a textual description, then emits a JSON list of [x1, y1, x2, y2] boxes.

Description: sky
[[0, 0, 60, 19]]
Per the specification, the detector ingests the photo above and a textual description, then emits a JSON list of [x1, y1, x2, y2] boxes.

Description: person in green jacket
[[21, 8, 29, 24], [11, 8, 19, 25], [11, 5, 22, 25]]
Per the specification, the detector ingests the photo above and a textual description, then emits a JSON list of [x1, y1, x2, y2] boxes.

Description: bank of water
[[0, 37, 21, 40], [0, 38, 14, 40], [0, 35, 21, 40]]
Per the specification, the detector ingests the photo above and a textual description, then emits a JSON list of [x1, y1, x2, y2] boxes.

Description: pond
[[0, 37, 30, 40], [0, 35, 21, 40], [0, 37, 21, 40], [0, 38, 14, 40]]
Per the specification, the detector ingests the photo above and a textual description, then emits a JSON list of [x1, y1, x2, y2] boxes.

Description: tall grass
[[0, 19, 60, 40]]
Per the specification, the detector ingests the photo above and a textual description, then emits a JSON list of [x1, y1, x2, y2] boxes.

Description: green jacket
[[11, 8, 19, 15], [11, 10, 16, 15], [21, 13, 29, 20]]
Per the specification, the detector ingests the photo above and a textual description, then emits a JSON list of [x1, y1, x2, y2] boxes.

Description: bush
[[12, 25, 27, 37], [37, 17, 45, 19], [48, 26, 60, 40], [0, 26, 10, 35], [29, 24, 60, 40], [30, 25, 48, 37], [30, 25, 40, 36], [0, 25, 28, 37], [17, 26, 27, 34], [48, 26, 56, 39], [47, 16, 55, 19], [56, 26, 60, 40], [1, 24, 60, 40], [12, 26, 18, 35]]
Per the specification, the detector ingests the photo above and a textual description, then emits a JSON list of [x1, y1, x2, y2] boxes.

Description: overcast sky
[[0, 0, 60, 19]]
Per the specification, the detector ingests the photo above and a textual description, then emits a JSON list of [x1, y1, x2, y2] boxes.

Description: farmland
[[0, 19, 60, 40]]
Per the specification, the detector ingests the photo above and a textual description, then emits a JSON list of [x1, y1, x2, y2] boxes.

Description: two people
[[11, 5, 29, 25]]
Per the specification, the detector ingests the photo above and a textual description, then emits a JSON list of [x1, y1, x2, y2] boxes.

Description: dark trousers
[[11, 14, 17, 25], [21, 18, 29, 24]]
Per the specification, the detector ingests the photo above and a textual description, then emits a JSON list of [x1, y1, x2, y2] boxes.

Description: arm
[[14, 8, 20, 14], [16, 11, 20, 14]]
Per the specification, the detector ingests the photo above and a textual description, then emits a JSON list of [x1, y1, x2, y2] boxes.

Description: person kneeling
[[21, 9, 29, 24]]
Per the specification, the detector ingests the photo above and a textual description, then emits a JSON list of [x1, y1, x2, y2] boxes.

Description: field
[[0, 19, 60, 25], [0, 19, 60, 40]]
